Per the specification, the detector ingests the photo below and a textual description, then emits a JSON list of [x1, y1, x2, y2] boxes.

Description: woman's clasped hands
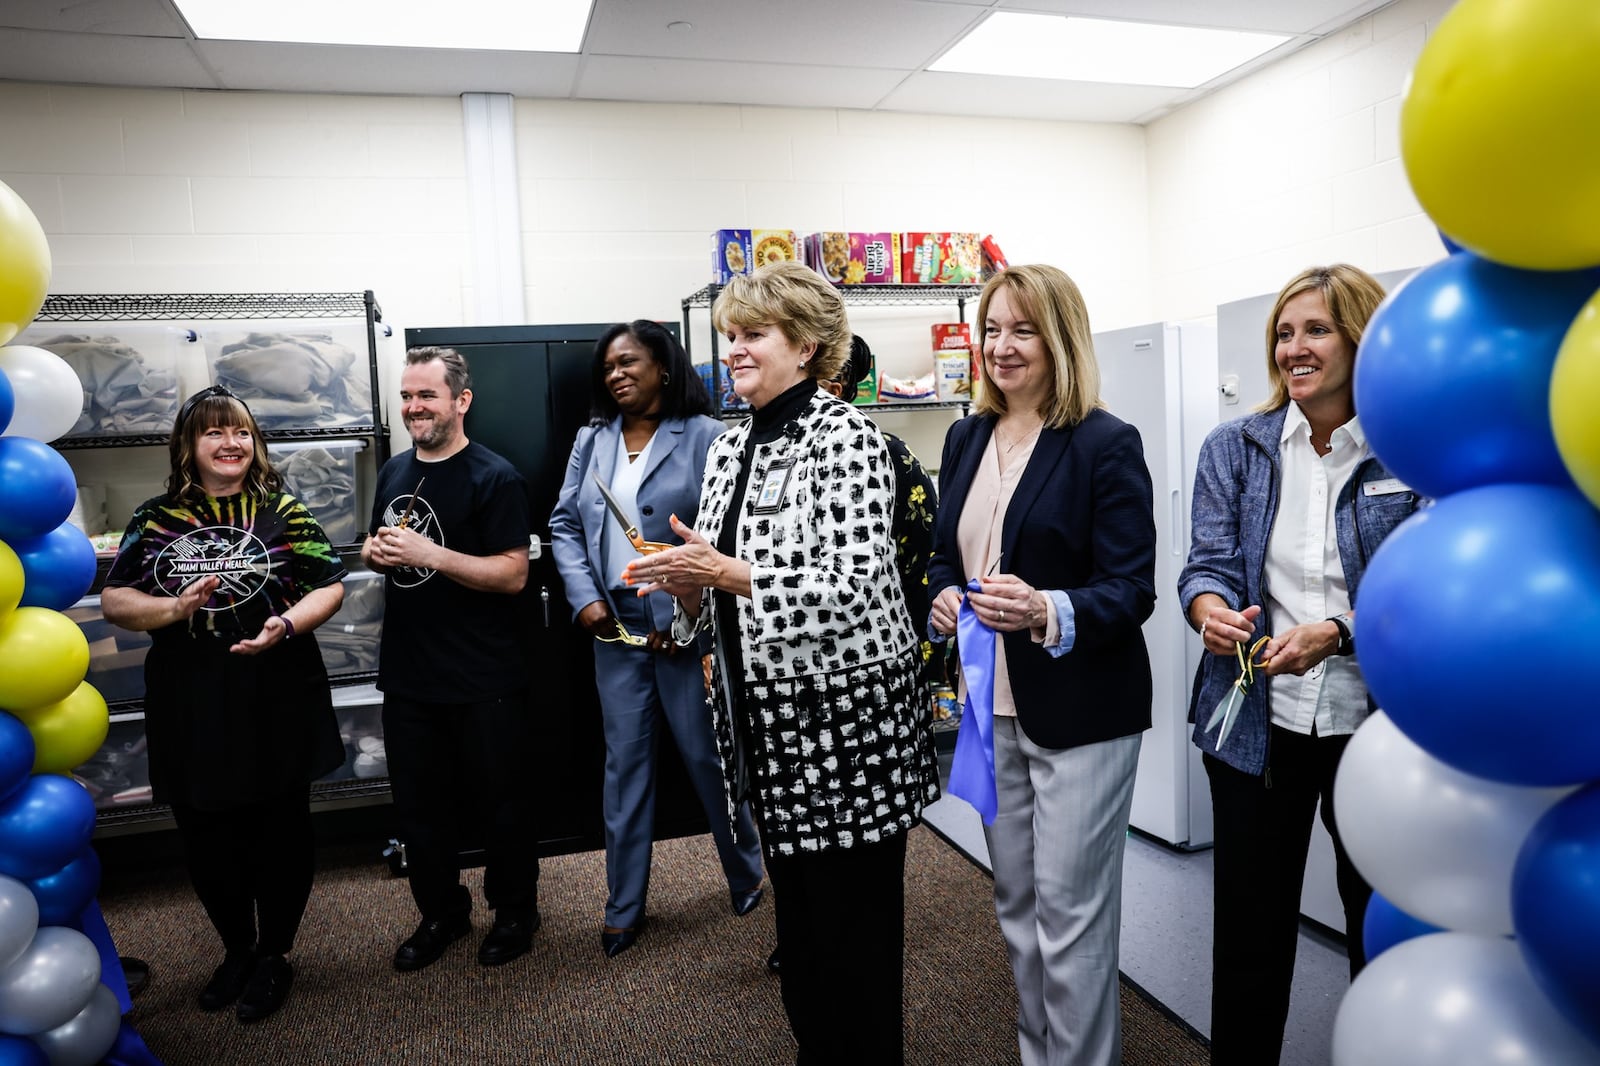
[[931, 573, 1046, 635]]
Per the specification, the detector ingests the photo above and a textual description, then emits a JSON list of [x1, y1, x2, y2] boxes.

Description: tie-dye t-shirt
[[105, 491, 345, 641]]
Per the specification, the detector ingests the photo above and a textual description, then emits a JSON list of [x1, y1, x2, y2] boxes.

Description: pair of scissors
[[1205, 635, 1271, 751], [593, 475, 671, 554]]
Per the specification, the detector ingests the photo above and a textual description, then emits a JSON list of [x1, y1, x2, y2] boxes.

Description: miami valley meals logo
[[155, 526, 270, 610]]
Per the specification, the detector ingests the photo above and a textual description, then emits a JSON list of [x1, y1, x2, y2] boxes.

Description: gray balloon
[[1332, 932, 1600, 1065], [29, 983, 119, 1066], [0, 927, 99, 1036], [0, 876, 39, 972]]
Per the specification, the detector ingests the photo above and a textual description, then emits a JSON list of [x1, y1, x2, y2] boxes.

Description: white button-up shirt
[[1263, 404, 1369, 737]]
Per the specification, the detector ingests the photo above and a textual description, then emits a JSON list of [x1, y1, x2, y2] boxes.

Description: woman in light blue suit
[[551, 319, 764, 958]]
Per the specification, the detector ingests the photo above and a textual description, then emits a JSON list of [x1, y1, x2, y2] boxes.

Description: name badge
[[1364, 477, 1411, 496], [752, 459, 796, 514]]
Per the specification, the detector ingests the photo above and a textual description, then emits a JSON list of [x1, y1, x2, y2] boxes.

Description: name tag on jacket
[[1363, 477, 1411, 496], [753, 459, 797, 514]]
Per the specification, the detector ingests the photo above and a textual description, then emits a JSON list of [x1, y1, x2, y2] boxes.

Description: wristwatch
[[1328, 613, 1354, 657]]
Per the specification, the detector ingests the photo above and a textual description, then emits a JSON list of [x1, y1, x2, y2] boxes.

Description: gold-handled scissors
[[1205, 635, 1272, 751], [395, 476, 426, 529], [593, 475, 671, 554]]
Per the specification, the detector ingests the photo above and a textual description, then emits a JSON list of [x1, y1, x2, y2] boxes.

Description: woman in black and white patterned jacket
[[625, 260, 939, 1064]]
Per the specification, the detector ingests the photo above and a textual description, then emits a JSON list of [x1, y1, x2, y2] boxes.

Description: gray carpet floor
[[99, 826, 1209, 1064]]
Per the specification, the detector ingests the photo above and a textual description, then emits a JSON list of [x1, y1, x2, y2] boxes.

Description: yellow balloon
[[0, 179, 52, 346], [1552, 289, 1600, 510], [11, 681, 108, 774], [1401, 0, 1600, 271], [0, 539, 21, 617], [0, 606, 89, 712]]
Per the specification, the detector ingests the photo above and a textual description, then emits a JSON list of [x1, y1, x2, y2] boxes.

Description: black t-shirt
[[369, 441, 531, 702]]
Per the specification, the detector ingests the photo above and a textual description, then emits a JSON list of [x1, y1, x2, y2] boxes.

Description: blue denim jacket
[[1178, 407, 1418, 775]]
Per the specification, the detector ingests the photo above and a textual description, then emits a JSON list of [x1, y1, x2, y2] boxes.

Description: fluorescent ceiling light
[[174, 0, 594, 53], [931, 12, 1291, 88]]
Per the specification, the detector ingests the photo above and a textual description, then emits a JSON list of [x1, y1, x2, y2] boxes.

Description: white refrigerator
[[1093, 321, 1220, 850]]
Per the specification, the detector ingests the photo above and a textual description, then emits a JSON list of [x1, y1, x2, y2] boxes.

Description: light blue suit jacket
[[550, 414, 726, 632]]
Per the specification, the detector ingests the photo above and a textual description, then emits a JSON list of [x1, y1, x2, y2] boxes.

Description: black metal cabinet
[[402, 323, 711, 859]]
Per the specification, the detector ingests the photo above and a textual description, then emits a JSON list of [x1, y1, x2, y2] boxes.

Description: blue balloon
[[0, 773, 96, 881], [1358, 483, 1600, 786], [1354, 253, 1600, 499], [12, 521, 97, 612], [0, 1034, 47, 1066], [0, 368, 12, 436], [26, 846, 100, 926], [0, 712, 32, 804], [1438, 229, 1463, 255], [1363, 889, 1443, 961], [1513, 782, 1600, 1047], [0, 437, 76, 543]]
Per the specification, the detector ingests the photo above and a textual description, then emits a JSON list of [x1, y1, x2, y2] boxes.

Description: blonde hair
[[711, 260, 851, 382], [973, 264, 1102, 428], [1258, 264, 1387, 413]]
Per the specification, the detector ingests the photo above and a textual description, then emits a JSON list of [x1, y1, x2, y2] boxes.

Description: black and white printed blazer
[[676, 389, 940, 854]]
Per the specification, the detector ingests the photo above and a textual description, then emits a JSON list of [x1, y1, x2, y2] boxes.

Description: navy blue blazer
[[927, 407, 1157, 750], [550, 414, 726, 633]]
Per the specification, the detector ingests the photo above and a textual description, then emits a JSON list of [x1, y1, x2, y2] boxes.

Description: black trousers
[[383, 693, 539, 922], [1205, 725, 1371, 1066], [766, 832, 908, 1065], [170, 794, 315, 958]]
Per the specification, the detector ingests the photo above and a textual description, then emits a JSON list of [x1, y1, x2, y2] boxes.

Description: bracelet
[[277, 615, 296, 640]]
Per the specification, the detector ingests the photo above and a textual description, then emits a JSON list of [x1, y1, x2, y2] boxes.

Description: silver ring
[[1200, 619, 1209, 640], [999, 609, 1006, 622]]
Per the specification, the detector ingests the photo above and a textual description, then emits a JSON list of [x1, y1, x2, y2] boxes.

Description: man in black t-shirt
[[364, 345, 538, 971]]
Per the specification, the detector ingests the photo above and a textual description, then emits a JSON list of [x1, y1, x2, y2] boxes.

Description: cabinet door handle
[[540, 586, 550, 627]]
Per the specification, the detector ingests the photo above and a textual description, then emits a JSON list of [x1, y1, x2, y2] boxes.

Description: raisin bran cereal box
[[901, 232, 984, 285], [805, 232, 901, 285], [711, 230, 752, 284]]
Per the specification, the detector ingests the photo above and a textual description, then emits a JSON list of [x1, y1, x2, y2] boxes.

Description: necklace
[[997, 422, 1043, 454], [626, 449, 643, 460], [1309, 432, 1331, 451]]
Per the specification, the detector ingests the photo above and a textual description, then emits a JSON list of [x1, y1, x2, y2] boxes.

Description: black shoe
[[731, 884, 765, 917], [601, 920, 645, 959], [766, 946, 780, 974], [394, 915, 471, 972], [478, 912, 539, 967], [197, 950, 257, 1011], [235, 955, 293, 1023]]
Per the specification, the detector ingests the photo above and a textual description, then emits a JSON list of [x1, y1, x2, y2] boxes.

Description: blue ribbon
[[949, 578, 998, 824]]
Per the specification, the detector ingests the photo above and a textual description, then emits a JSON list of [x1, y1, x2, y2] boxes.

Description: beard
[[406, 412, 457, 450]]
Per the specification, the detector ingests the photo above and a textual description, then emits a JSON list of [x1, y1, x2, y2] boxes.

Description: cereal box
[[710, 229, 752, 284], [750, 230, 800, 270], [806, 232, 900, 285], [901, 233, 984, 285]]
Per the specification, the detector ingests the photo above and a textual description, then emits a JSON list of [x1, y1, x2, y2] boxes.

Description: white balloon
[[1332, 932, 1600, 1065], [1334, 712, 1573, 934], [28, 983, 118, 1066], [0, 876, 38, 972], [0, 347, 85, 443], [0, 926, 100, 1036]]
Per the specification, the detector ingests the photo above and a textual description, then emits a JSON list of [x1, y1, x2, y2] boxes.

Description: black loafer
[[766, 946, 781, 974], [478, 912, 540, 967], [235, 955, 293, 1022], [731, 884, 765, 917], [601, 921, 645, 959], [394, 915, 471, 972], [197, 950, 257, 1011]]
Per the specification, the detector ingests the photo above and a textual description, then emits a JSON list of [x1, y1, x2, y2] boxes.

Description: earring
[[662, 371, 670, 385]]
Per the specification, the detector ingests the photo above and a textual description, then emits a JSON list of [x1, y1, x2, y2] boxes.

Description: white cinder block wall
[[2, 0, 1457, 469], [1146, 0, 1457, 321]]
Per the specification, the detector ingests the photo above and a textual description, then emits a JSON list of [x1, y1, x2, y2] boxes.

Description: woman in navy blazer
[[550, 319, 764, 959], [928, 265, 1156, 1066]]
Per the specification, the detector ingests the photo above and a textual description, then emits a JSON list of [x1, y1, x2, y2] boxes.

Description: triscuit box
[[935, 353, 971, 402], [901, 233, 984, 285], [711, 229, 753, 284], [806, 232, 900, 285]]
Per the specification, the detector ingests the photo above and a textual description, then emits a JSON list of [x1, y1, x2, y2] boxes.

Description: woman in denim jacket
[[1178, 264, 1417, 1066]]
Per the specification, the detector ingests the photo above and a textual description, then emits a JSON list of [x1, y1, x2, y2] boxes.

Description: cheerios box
[[711, 229, 753, 284], [750, 230, 800, 270], [900, 232, 984, 285], [806, 232, 901, 285]]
